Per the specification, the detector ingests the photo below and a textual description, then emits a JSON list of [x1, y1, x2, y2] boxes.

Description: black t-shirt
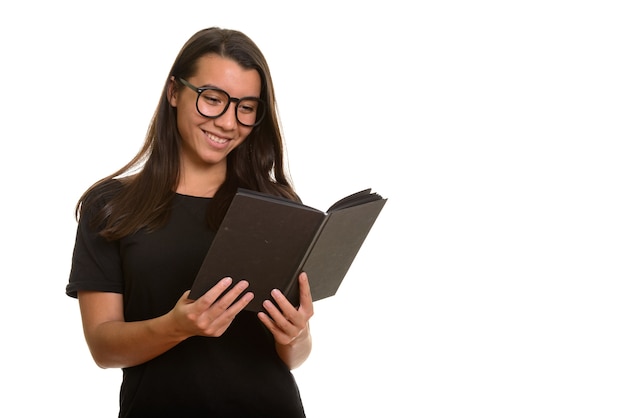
[[66, 183, 306, 417]]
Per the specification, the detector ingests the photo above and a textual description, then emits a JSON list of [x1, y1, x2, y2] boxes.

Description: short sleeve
[[65, 191, 124, 298]]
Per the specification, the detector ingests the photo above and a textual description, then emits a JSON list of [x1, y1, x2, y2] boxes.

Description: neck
[[176, 161, 226, 198]]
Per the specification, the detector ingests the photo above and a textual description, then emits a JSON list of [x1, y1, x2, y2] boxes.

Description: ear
[[167, 76, 178, 107]]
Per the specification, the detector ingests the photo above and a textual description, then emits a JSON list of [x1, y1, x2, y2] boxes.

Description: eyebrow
[[184, 77, 262, 100], [196, 82, 220, 90]]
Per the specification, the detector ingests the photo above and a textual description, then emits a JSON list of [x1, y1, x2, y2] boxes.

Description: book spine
[[283, 215, 331, 303]]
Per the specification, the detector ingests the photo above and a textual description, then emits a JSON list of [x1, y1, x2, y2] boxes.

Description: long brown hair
[[77, 27, 298, 240]]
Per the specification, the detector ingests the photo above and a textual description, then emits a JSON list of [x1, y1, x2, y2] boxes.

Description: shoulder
[[84, 178, 124, 205], [79, 178, 126, 220]]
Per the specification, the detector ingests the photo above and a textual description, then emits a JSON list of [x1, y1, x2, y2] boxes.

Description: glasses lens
[[236, 98, 264, 127], [197, 89, 229, 118]]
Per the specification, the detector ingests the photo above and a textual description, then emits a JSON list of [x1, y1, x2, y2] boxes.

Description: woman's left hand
[[258, 272, 314, 348]]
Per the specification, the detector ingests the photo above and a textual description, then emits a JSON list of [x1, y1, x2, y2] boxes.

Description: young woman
[[66, 27, 313, 417]]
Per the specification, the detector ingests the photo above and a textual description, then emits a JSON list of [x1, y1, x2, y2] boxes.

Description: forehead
[[191, 54, 261, 97]]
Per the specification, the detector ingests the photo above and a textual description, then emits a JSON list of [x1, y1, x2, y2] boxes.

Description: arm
[[78, 278, 253, 369], [258, 273, 314, 369]]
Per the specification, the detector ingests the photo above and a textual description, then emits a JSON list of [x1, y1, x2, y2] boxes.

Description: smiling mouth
[[204, 131, 229, 144]]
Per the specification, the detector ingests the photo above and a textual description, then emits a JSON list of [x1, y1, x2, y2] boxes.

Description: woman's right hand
[[172, 277, 254, 338]]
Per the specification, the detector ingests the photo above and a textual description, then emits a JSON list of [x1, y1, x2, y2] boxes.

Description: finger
[[268, 275, 312, 324], [180, 289, 194, 303], [225, 291, 254, 314], [259, 301, 294, 341], [268, 289, 296, 318], [297, 272, 314, 315], [194, 277, 234, 309], [257, 310, 277, 332], [197, 291, 254, 336], [197, 278, 251, 312], [257, 311, 293, 346], [214, 280, 252, 310], [265, 292, 300, 331]]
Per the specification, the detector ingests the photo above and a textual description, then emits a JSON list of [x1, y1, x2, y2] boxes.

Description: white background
[[1, 1, 625, 417]]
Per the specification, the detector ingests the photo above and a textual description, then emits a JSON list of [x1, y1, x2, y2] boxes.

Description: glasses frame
[[177, 77, 266, 127]]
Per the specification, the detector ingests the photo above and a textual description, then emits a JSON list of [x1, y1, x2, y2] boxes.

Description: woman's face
[[170, 53, 261, 171]]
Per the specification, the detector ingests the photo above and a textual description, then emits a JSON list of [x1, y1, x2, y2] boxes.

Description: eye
[[200, 90, 226, 106], [238, 99, 259, 114]]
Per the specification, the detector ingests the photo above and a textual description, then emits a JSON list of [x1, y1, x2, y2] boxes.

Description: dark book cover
[[189, 188, 387, 312]]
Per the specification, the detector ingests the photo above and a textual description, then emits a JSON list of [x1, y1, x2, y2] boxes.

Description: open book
[[188, 188, 387, 311]]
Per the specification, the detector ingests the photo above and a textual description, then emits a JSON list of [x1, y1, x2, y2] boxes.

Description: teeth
[[206, 132, 228, 144]]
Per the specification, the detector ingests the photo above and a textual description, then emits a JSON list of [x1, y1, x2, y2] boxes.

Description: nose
[[214, 101, 238, 130]]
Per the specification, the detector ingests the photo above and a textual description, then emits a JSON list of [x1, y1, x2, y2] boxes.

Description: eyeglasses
[[177, 78, 266, 127]]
